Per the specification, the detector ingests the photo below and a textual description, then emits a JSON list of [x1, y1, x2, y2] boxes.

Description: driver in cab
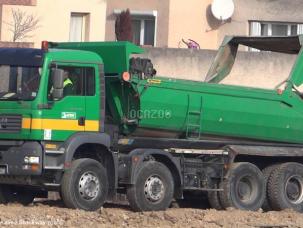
[[63, 70, 75, 96]]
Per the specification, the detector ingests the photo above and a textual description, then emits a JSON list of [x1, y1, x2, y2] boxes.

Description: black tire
[[12, 188, 35, 205], [219, 162, 265, 211], [262, 164, 280, 212], [267, 162, 303, 212], [0, 185, 35, 205], [0, 185, 13, 204], [61, 158, 108, 211], [127, 161, 174, 211], [207, 182, 223, 210]]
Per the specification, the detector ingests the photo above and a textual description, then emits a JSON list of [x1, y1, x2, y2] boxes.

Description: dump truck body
[[53, 36, 303, 144]]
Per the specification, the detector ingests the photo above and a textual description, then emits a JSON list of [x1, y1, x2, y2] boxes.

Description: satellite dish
[[211, 0, 235, 21]]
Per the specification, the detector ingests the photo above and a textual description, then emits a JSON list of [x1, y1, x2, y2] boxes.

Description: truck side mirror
[[51, 68, 64, 100]]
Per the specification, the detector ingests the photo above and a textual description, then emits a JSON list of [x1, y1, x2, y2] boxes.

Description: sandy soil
[[0, 199, 302, 228]]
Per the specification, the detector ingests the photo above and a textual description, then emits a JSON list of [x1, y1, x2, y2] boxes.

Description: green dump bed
[[134, 76, 303, 144]]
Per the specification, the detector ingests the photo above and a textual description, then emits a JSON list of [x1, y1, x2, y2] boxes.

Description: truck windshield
[[0, 65, 41, 101]]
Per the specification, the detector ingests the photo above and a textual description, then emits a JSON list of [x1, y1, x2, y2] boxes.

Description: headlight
[[24, 156, 39, 164]]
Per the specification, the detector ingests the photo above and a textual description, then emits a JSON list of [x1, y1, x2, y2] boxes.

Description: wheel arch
[[128, 148, 183, 198], [63, 132, 111, 162], [62, 132, 117, 198]]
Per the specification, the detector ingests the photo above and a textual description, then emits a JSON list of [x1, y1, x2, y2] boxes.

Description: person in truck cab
[[63, 70, 75, 96]]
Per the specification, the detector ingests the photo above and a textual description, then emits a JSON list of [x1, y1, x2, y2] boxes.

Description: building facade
[[0, 0, 303, 50], [0, 0, 107, 47], [106, 0, 303, 49]]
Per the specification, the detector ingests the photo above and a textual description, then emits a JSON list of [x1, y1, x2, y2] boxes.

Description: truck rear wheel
[[127, 161, 174, 211], [219, 162, 265, 211], [207, 182, 223, 210], [267, 162, 303, 212], [262, 164, 280, 211], [61, 158, 108, 211]]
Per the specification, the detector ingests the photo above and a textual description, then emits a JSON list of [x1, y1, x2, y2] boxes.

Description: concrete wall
[[141, 48, 297, 89], [105, 0, 170, 47], [1, 0, 107, 47]]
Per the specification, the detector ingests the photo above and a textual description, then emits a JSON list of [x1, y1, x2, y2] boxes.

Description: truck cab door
[[42, 64, 90, 141], [83, 65, 100, 132]]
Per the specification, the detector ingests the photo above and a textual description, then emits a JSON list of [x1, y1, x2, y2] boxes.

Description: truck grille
[[0, 115, 22, 133]]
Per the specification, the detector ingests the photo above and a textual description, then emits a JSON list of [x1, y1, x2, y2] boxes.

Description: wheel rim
[[236, 175, 257, 203], [144, 175, 165, 203], [285, 175, 303, 204], [78, 171, 100, 201]]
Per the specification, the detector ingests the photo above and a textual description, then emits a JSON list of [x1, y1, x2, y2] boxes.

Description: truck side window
[[48, 66, 95, 100]]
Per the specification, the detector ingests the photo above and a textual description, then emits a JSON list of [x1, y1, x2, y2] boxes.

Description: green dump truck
[[0, 36, 302, 212]]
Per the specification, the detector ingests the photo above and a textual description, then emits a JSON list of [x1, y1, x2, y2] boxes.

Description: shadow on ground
[[33, 191, 211, 210]]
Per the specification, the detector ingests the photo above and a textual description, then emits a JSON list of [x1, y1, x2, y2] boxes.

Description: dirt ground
[[0, 198, 302, 228]]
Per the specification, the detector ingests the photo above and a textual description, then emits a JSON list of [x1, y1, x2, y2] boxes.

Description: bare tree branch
[[7, 9, 39, 42]]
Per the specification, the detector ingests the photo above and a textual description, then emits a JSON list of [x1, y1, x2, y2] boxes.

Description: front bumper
[[0, 141, 42, 175]]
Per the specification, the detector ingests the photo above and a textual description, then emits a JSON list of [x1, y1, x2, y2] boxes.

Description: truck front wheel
[[267, 162, 303, 212], [0, 185, 35, 205], [0, 185, 13, 204], [127, 161, 174, 211], [219, 162, 265, 211], [61, 158, 108, 211]]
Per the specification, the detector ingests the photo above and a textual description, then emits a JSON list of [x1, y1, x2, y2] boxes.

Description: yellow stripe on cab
[[22, 118, 99, 131]]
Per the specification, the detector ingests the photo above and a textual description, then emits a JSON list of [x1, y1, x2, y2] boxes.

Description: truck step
[[187, 124, 200, 128], [43, 183, 60, 187], [44, 165, 64, 170], [188, 111, 201, 115], [45, 150, 65, 155], [186, 95, 203, 140]]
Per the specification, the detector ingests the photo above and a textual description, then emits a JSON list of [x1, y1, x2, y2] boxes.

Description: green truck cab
[[0, 36, 303, 212]]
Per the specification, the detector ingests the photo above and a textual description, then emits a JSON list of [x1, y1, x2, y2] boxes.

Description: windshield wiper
[[0, 93, 25, 101], [0, 92, 16, 99], [0, 91, 36, 101]]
